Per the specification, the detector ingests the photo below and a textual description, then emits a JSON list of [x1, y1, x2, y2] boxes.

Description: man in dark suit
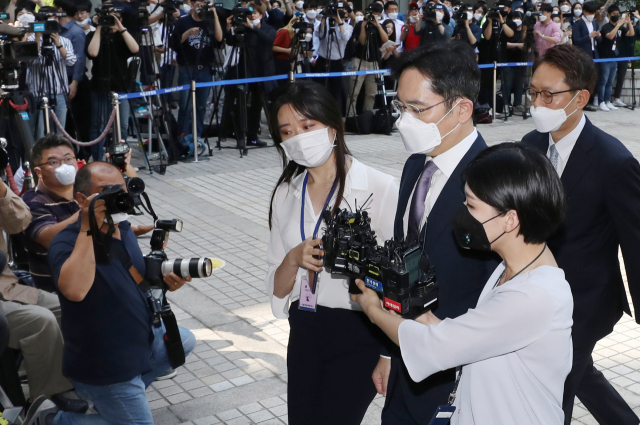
[[374, 42, 499, 424], [521, 44, 640, 425], [571, 1, 601, 111]]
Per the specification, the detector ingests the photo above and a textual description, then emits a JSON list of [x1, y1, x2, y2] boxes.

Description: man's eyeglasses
[[526, 88, 577, 104], [391, 98, 447, 118], [38, 157, 76, 168]]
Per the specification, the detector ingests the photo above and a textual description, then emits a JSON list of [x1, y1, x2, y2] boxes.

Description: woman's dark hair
[[571, 2, 582, 12], [382, 19, 396, 41], [268, 81, 352, 229], [463, 143, 566, 244]]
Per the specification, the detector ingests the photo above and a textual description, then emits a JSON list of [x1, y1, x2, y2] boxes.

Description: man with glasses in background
[[522, 44, 640, 425]]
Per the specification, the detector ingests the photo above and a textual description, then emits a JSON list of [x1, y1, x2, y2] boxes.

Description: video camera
[[321, 204, 439, 319], [324, 1, 344, 17], [0, 24, 36, 92], [292, 19, 315, 50], [95, 5, 124, 27], [365, 3, 378, 22], [231, 4, 254, 26], [198, 3, 217, 20], [422, 3, 438, 23], [453, 6, 471, 26], [487, 4, 506, 19]]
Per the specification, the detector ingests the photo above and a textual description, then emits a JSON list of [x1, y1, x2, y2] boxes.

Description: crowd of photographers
[[0, 132, 198, 424]]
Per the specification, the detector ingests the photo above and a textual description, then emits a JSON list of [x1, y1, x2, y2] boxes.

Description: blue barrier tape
[[118, 56, 640, 100]]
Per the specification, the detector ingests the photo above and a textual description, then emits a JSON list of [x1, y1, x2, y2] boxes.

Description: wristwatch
[[118, 28, 128, 34], [338, 22, 344, 25], [55, 44, 63, 48]]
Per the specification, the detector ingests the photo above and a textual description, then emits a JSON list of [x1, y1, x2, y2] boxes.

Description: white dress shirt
[[266, 157, 399, 319], [314, 21, 354, 60], [305, 17, 322, 56], [546, 113, 585, 176], [399, 263, 573, 425], [402, 129, 478, 237], [584, 18, 595, 50]]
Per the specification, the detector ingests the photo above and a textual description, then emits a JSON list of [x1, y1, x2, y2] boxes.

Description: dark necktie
[[407, 160, 439, 242]]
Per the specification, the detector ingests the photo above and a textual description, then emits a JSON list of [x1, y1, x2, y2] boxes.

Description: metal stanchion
[[191, 81, 198, 163], [492, 61, 497, 122], [111, 92, 122, 143], [43, 97, 50, 135]]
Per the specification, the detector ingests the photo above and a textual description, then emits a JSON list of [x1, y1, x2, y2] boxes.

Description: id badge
[[298, 275, 318, 312], [428, 405, 456, 425]]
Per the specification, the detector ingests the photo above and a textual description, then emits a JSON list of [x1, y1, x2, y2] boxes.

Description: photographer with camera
[[453, 5, 481, 48], [533, 3, 561, 56], [382, 1, 403, 50], [23, 161, 195, 425], [373, 41, 499, 425], [416, 2, 451, 47], [400, 2, 421, 51], [266, 80, 398, 425], [611, 7, 639, 108], [346, 2, 387, 116], [504, 10, 526, 113], [26, 6, 76, 140], [86, 3, 139, 161], [314, 5, 352, 114], [170, 0, 222, 140]]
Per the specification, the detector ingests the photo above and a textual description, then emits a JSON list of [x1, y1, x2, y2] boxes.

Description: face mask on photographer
[[296, 0, 304, 8], [280, 126, 336, 168], [355, 13, 364, 21], [610, 14, 619, 23], [465, 11, 473, 20], [388, 12, 398, 19], [410, 14, 418, 22], [474, 12, 483, 20], [584, 13, 594, 21], [181, 4, 191, 12], [54, 163, 77, 186], [530, 91, 581, 133], [395, 100, 462, 155], [251, 17, 261, 24], [540, 13, 548, 21], [306, 9, 317, 19], [435, 11, 444, 20], [560, 4, 571, 12], [513, 18, 522, 26], [76, 17, 91, 26], [17, 13, 35, 25], [453, 205, 506, 252], [574, 8, 582, 16], [562, 21, 571, 29]]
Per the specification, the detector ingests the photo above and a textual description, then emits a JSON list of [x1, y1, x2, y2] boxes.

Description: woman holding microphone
[[265, 81, 398, 425], [353, 143, 573, 425]]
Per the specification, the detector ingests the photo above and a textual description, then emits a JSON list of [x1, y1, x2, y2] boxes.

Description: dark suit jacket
[[388, 134, 499, 419], [572, 19, 600, 58], [522, 117, 640, 349]]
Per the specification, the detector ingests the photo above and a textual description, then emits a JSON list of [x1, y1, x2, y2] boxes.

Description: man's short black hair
[[533, 44, 598, 94], [607, 4, 619, 14], [31, 134, 75, 166], [74, 161, 121, 196], [15, 0, 35, 15], [391, 41, 480, 108], [540, 3, 553, 13], [76, 1, 92, 12], [497, 0, 512, 8], [473, 3, 486, 12], [384, 0, 398, 10], [54, 0, 77, 16], [39, 5, 57, 14], [464, 143, 566, 244], [583, 1, 599, 13]]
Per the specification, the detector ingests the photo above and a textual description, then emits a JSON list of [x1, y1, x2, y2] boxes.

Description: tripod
[[521, 23, 536, 120], [625, 62, 637, 111], [346, 20, 391, 134]]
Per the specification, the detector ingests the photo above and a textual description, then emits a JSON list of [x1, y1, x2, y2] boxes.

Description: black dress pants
[[313, 57, 346, 116], [287, 301, 381, 425], [563, 341, 639, 425], [614, 60, 629, 100]]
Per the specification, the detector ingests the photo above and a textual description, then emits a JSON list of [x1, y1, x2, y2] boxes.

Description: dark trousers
[[501, 65, 524, 108], [563, 341, 639, 425], [314, 57, 346, 116], [287, 301, 380, 425], [614, 60, 629, 100], [381, 357, 455, 425], [66, 76, 92, 160]]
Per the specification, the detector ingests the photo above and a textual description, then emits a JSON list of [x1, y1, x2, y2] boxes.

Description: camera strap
[[300, 172, 338, 294], [87, 194, 116, 264]]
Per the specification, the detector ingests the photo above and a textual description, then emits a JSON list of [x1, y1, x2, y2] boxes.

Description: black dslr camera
[[321, 204, 439, 319], [324, 1, 343, 17], [198, 4, 217, 20], [231, 4, 254, 25], [487, 4, 506, 19], [143, 219, 213, 291], [365, 4, 378, 22], [108, 141, 130, 172], [100, 184, 135, 216], [422, 3, 438, 23], [95, 5, 124, 27]]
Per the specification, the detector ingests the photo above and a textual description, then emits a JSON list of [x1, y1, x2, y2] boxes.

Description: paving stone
[[216, 409, 242, 421], [210, 380, 235, 392]]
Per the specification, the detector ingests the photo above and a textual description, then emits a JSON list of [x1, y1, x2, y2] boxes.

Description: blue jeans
[[33, 93, 68, 140], [89, 91, 131, 161], [53, 325, 195, 425], [177, 66, 212, 138], [597, 62, 618, 104]]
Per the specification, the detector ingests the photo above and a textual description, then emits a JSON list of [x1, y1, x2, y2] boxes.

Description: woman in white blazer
[[353, 143, 574, 425], [265, 81, 399, 425]]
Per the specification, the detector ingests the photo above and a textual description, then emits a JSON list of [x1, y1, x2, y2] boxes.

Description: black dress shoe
[[247, 139, 267, 147], [50, 394, 89, 414], [584, 104, 598, 112]]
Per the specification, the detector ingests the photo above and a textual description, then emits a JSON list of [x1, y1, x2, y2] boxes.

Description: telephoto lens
[[101, 185, 135, 215], [126, 177, 145, 195], [162, 258, 212, 279]]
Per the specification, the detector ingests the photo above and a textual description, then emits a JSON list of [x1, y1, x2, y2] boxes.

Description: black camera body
[[100, 184, 135, 215], [137, 5, 150, 27], [321, 205, 439, 319], [95, 6, 124, 27], [324, 1, 343, 17], [198, 4, 217, 20], [292, 20, 315, 51], [232, 5, 254, 25], [29, 20, 60, 35], [422, 3, 438, 23], [108, 141, 130, 172], [487, 5, 506, 19]]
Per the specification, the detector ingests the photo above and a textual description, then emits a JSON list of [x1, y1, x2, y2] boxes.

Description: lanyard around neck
[[300, 172, 339, 242]]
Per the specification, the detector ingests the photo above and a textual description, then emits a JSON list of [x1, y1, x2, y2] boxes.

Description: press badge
[[298, 275, 318, 312], [428, 405, 456, 425]]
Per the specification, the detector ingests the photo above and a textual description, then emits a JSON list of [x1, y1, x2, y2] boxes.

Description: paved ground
[[125, 107, 640, 425]]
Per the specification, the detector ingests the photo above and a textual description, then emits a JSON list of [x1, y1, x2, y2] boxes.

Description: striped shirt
[[26, 34, 76, 97]]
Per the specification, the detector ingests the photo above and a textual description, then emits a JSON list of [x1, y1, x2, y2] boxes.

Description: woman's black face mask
[[453, 204, 506, 251]]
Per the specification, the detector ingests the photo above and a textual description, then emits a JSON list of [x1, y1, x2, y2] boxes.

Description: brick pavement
[[125, 107, 640, 424]]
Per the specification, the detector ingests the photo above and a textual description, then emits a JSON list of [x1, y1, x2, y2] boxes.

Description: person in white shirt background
[[265, 80, 399, 425], [352, 142, 573, 425]]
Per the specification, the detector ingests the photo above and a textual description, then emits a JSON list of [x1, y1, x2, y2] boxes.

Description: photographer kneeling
[[24, 162, 195, 425], [353, 143, 573, 425]]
